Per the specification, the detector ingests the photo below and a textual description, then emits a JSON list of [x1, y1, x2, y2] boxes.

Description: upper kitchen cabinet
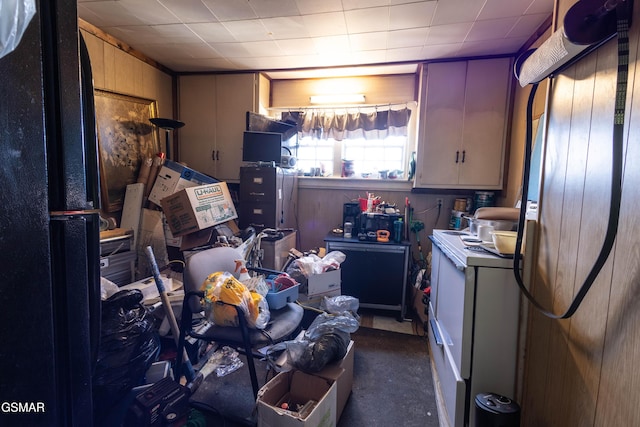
[[414, 58, 512, 189], [178, 73, 269, 182]]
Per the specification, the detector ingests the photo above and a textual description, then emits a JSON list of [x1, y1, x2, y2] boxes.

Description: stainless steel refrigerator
[[0, 1, 101, 426]]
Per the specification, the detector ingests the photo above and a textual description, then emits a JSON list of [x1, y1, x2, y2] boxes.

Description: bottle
[[394, 219, 403, 243]]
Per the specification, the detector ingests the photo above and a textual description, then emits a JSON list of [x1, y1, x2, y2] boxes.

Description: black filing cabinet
[[239, 166, 298, 231]]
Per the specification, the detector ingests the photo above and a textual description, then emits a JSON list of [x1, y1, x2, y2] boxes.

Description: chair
[[175, 246, 303, 398]]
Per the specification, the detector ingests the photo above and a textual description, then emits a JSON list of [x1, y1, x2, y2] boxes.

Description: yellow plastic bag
[[201, 271, 269, 329]]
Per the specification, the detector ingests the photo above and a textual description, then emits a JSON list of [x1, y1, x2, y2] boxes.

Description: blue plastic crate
[[265, 284, 299, 310]]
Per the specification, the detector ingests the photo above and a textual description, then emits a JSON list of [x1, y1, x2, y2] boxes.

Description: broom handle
[[145, 246, 195, 382]]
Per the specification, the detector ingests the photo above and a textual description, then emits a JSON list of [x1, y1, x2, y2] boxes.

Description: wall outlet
[[436, 198, 443, 208]]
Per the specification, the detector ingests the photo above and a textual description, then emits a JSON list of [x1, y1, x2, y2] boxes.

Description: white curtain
[[281, 107, 411, 141]]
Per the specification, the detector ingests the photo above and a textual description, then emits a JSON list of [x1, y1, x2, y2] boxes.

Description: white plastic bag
[[0, 0, 36, 59]]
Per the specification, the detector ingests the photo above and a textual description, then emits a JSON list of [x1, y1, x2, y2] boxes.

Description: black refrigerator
[[0, 1, 101, 426]]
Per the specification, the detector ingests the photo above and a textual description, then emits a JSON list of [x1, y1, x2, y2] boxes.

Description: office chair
[[175, 246, 304, 398]]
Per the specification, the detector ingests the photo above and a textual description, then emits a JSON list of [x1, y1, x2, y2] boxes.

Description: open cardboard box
[[257, 370, 337, 427], [258, 340, 355, 427]]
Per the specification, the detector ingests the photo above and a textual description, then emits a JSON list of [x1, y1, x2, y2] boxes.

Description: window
[[280, 106, 413, 178], [296, 135, 406, 177]]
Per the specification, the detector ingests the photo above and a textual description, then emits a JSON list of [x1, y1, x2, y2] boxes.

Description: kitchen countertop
[[430, 229, 518, 270]]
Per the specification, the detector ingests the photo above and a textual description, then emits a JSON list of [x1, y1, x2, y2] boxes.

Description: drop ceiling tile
[[387, 28, 429, 49], [478, 0, 532, 20], [187, 22, 236, 43], [302, 12, 348, 37], [526, 0, 555, 15], [241, 40, 285, 57], [421, 43, 463, 59], [118, 0, 181, 25], [350, 49, 388, 65], [425, 22, 473, 45], [466, 17, 519, 41], [431, 0, 485, 26], [201, 0, 258, 21], [313, 35, 352, 54], [78, 2, 148, 26], [506, 13, 550, 38], [247, 0, 301, 18], [158, 0, 218, 23], [276, 38, 318, 55], [385, 46, 423, 62], [389, 2, 437, 31], [222, 19, 272, 42], [342, 0, 390, 11], [294, 0, 343, 14], [103, 26, 157, 44], [345, 7, 390, 34], [349, 32, 388, 51], [261, 16, 309, 39], [208, 42, 254, 58]]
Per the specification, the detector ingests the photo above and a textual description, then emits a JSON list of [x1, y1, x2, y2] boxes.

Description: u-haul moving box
[[148, 160, 217, 206], [161, 182, 237, 237]]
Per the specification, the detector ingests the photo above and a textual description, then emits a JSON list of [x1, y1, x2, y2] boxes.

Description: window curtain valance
[[281, 106, 411, 141]]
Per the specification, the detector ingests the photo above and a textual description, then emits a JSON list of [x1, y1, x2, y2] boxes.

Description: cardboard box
[[257, 370, 337, 427], [148, 160, 217, 206], [315, 340, 354, 423], [160, 182, 238, 237], [307, 269, 341, 299]]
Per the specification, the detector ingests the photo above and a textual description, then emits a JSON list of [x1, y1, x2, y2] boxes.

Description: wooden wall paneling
[[521, 69, 576, 426], [296, 189, 343, 250], [270, 74, 416, 108], [102, 43, 117, 92], [541, 66, 584, 426], [595, 10, 640, 424], [561, 44, 617, 427], [541, 56, 595, 427], [81, 31, 105, 89]]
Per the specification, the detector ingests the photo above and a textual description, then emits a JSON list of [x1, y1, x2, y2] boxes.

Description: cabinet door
[[178, 75, 217, 177], [215, 73, 259, 182], [459, 58, 511, 187], [414, 58, 511, 189], [415, 61, 466, 187]]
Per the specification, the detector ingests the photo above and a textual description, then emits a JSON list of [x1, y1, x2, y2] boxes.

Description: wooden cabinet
[[178, 73, 269, 182], [415, 58, 512, 189]]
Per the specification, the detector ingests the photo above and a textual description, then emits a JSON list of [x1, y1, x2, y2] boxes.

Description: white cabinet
[[178, 73, 269, 182], [428, 230, 521, 427], [415, 58, 512, 189]]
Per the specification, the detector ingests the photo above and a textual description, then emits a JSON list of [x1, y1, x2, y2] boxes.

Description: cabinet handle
[[461, 150, 466, 163], [455, 150, 459, 163], [211, 150, 216, 162], [430, 319, 443, 346], [249, 192, 265, 196], [216, 150, 220, 161]]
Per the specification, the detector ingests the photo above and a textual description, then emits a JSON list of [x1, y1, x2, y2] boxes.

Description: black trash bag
[[293, 330, 350, 373], [268, 312, 359, 373], [93, 289, 160, 418]]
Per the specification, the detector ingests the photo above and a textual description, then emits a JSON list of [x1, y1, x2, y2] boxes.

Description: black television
[[242, 131, 282, 163]]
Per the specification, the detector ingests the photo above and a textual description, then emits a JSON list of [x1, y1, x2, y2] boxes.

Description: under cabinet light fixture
[[309, 94, 365, 104]]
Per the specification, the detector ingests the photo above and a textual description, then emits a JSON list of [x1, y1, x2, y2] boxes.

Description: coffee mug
[[478, 225, 494, 242]]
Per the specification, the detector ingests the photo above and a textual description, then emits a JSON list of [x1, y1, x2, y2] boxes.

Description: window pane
[[297, 135, 406, 177]]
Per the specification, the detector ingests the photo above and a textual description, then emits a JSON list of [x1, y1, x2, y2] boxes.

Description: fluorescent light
[[309, 94, 365, 104]]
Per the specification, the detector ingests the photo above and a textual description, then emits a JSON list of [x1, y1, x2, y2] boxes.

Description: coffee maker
[[343, 203, 360, 237]]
